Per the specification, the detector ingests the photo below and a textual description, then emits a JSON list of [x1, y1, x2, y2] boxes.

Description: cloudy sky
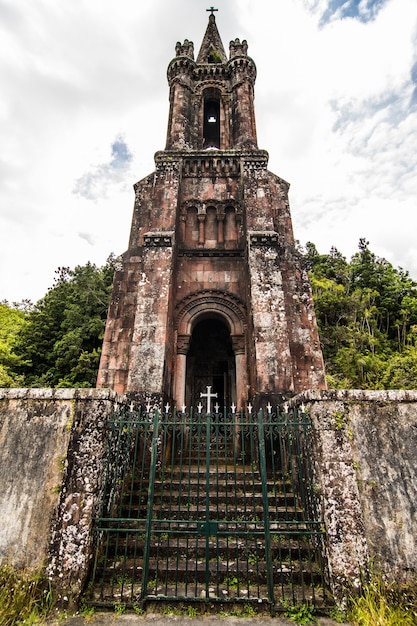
[[1, 0, 417, 303]]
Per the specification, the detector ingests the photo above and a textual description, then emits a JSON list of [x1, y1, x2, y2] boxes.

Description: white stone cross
[[200, 385, 218, 413]]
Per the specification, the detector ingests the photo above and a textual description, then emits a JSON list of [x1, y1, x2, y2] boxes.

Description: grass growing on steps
[[0, 564, 53, 626]]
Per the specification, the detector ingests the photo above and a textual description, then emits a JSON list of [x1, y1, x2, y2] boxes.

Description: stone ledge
[[290, 388, 417, 405], [0, 388, 123, 402]]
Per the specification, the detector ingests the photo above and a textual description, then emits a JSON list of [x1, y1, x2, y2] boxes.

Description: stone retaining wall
[[1, 388, 416, 607], [292, 389, 417, 601], [0, 388, 122, 609]]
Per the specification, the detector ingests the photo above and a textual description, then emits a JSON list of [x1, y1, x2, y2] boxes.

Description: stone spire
[[196, 13, 227, 64]]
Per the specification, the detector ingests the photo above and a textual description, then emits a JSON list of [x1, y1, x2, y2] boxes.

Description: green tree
[[0, 302, 29, 387], [304, 239, 417, 389], [15, 257, 115, 387]]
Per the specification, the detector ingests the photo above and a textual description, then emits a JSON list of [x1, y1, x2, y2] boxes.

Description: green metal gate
[[87, 405, 330, 613]]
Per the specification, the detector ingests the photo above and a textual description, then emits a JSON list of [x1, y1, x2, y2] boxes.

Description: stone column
[[232, 335, 247, 409], [174, 335, 190, 408], [197, 214, 205, 246]]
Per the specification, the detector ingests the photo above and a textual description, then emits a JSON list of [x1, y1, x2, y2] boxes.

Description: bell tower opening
[[185, 317, 236, 409], [203, 97, 220, 149]]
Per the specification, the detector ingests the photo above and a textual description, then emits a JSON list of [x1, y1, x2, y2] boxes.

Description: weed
[[80, 604, 95, 621], [187, 605, 198, 617], [224, 576, 239, 589], [333, 410, 345, 431], [133, 603, 145, 615], [242, 603, 256, 617], [0, 564, 53, 626], [347, 575, 417, 625], [329, 606, 347, 623], [282, 600, 316, 624], [114, 602, 126, 614], [160, 604, 183, 615], [116, 573, 131, 587], [247, 552, 258, 566]]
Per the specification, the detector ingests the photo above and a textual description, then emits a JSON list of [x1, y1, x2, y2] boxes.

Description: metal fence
[[87, 405, 330, 613]]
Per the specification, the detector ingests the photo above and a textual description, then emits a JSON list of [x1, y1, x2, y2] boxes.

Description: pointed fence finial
[[266, 402, 272, 414], [231, 402, 236, 414], [165, 403, 170, 414]]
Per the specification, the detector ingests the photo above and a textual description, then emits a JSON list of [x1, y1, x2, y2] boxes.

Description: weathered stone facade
[[291, 389, 417, 601], [0, 389, 122, 609], [97, 14, 326, 408]]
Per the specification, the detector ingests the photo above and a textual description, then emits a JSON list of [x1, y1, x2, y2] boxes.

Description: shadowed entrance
[[185, 318, 236, 409]]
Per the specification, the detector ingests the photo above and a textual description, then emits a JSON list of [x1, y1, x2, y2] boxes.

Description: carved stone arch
[[176, 290, 246, 337], [194, 79, 230, 96]]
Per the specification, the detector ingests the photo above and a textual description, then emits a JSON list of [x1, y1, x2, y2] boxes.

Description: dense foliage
[[1, 242, 416, 390], [304, 239, 417, 389], [1, 257, 115, 388]]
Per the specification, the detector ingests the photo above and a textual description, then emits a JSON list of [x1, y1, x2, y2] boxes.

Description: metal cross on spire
[[206, 7, 218, 15]]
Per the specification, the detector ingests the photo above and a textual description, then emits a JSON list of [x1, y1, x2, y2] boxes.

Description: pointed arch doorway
[[185, 317, 236, 409]]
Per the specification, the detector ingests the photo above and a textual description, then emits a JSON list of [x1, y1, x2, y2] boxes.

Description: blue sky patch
[[320, 0, 387, 25], [110, 139, 133, 169]]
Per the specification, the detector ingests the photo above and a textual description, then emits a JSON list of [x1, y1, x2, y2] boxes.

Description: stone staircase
[[87, 428, 329, 611]]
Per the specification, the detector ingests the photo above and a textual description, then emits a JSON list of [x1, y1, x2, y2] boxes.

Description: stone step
[[129, 472, 290, 487], [117, 504, 304, 521], [120, 491, 298, 508], [93, 556, 322, 586], [99, 536, 316, 561]]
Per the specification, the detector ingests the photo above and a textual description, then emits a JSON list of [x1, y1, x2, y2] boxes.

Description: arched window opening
[[204, 99, 220, 149], [205, 206, 217, 247], [225, 206, 238, 247], [185, 206, 198, 246]]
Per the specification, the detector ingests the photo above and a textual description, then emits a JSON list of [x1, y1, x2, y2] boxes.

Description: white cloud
[[0, 0, 417, 303], [73, 136, 133, 200]]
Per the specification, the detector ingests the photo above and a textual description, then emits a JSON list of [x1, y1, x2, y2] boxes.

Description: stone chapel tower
[[97, 13, 326, 408]]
